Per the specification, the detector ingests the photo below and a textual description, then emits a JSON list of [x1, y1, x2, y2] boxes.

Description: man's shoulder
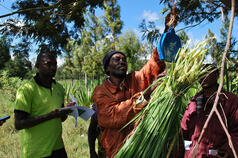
[[54, 81, 64, 88], [92, 80, 113, 98], [93, 83, 106, 94], [223, 90, 238, 102], [223, 90, 238, 97], [18, 78, 36, 91]]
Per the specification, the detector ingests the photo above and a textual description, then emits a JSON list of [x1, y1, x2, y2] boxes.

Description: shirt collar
[[103, 77, 129, 94], [34, 73, 56, 89]]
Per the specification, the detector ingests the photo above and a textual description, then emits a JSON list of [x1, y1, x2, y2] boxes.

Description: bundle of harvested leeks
[[115, 39, 211, 158]]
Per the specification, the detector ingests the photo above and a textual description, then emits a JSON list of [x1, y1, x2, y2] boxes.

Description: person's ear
[[106, 67, 110, 75]]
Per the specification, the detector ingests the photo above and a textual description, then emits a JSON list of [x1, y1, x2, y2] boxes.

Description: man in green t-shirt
[[14, 49, 73, 158]]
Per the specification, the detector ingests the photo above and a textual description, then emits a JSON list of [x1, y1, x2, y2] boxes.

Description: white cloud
[[142, 10, 159, 22]]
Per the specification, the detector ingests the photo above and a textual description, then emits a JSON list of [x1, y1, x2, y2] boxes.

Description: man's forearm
[[14, 109, 71, 130], [14, 111, 55, 130]]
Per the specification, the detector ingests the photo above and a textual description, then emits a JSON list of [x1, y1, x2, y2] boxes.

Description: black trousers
[[44, 148, 68, 158]]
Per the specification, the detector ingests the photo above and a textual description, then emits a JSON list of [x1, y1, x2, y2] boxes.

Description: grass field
[[0, 90, 94, 158]]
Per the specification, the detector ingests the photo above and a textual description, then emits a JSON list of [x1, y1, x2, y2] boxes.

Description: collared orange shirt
[[92, 48, 165, 157]]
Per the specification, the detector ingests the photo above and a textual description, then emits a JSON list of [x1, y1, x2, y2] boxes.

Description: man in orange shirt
[[92, 48, 166, 157]]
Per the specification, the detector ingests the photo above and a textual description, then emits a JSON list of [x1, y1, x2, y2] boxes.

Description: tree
[[206, 16, 237, 65], [86, 11, 106, 85], [7, 38, 32, 78], [0, 35, 11, 70], [0, 0, 104, 53], [139, 19, 162, 48], [118, 30, 149, 72], [141, 0, 237, 47], [177, 30, 189, 46], [103, 0, 123, 50], [205, 16, 238, 92], [74, 28, 93, 90], [63, 41, 76, 85], [160, 0, 238, 26]]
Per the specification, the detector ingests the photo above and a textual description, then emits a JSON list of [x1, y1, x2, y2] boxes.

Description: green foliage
[[54, 1, 153, 82], [1, 0, 104, 52], [0, 91, 20, 158], [0, 38, 33, 79], [116, 39, 210, 158], [0, 70, 25, 101], [103, 0, 123, 49], [231, 74, 238, 95], [159, 0, 235, 26], [61, 80, 95, 107], [178, 30, 189, 46], [6, 59, 32, 79], [0, 35, 11, 70], [139, 19, 162, 46], [118, 30, 148, 72], [205, 16, 238, 93]]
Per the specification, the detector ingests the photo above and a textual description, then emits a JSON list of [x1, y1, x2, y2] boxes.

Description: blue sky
[[1, 0, 238, 64], [117, 0, 238, 43]]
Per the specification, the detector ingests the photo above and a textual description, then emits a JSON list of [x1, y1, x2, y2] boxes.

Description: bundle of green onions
[[115, 39, 211, 158]]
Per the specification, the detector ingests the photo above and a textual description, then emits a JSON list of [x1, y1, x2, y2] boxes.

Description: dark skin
[[0, 120, 6, 126], [106, 53, 156, 101], [88, 113, 100, 158], [164, 12, 179, 33], [106, 11, 176, 90], [199, 69, 230, 158], [199, 69, 219, 98], [88, 14, 175, 157], [14, 53, 73, 130]]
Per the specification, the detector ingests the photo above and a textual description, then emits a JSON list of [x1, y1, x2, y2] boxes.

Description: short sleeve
[[15, 82, 34, 114]]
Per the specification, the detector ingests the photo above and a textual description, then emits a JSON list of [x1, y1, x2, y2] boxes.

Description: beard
[[111, 70, 126, 79]]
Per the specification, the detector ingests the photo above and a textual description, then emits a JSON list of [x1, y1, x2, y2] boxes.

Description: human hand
[[49, 108, 72, 119], [144, 83, 158, 101], [144, 74, 164, 101], [65, 101, 75, 107], [165, 12, 178, 28], [0, 120, 6, 126]]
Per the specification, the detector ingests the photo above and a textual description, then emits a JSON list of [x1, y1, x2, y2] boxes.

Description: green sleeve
[[15, 82, 34, 114]]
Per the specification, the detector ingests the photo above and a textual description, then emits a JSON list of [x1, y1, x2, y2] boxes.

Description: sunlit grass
[[0, 91, 20, 158]]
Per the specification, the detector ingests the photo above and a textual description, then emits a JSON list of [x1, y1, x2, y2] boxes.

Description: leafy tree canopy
[[0, 35, 11, 69], [160, 0, 238, 25], [0, 0, 104, 53]]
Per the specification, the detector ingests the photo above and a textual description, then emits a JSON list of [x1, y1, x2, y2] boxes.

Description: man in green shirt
[[14, 49, 73, 158]]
